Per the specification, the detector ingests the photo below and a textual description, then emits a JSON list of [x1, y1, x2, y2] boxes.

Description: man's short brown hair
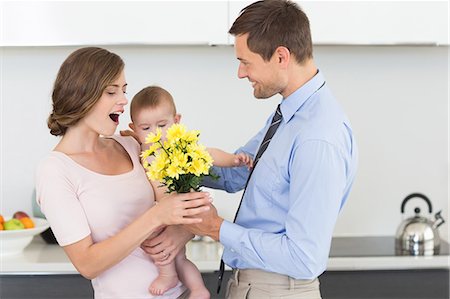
[[229, 0, 313, 63]]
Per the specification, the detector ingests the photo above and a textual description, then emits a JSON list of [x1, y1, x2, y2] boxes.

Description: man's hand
[[141, 225, 193, 265], [184, 203, 224, 241]]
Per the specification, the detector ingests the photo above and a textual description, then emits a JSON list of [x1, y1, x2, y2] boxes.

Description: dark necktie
[[217, 104, 283, 293]]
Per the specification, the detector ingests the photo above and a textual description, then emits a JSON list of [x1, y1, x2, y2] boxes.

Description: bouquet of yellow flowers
[[141, 124, 216, 193]]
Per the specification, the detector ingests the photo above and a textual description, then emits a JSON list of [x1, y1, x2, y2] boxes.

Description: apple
[[13, 211, 30, 220], [3, 219, 25, 230]]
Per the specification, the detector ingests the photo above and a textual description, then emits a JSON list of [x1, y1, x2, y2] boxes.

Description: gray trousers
[[225, 269, 321, 299]]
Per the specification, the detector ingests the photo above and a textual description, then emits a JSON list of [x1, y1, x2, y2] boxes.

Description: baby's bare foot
[[149, 274, 179, 296]]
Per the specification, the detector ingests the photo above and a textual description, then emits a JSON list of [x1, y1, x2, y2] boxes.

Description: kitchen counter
[[1, 236, 449, 274], [2, 236, 448, 299]]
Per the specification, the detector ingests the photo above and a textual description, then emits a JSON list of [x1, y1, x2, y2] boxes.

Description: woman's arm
[[141, 225, 194, 265], [150, 179, 168, 202], [63, 191, 211, 279], [142, 180, 195, 264]]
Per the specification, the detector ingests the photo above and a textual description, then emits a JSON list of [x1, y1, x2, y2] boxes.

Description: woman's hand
[[141, 225, 194, 265], [153, 191, 212, 226]]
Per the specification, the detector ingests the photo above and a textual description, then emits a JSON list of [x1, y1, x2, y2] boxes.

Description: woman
[[36, 47, 211, 299]]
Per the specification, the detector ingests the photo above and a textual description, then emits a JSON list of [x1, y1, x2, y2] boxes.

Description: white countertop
[[1, 236, 449, 275]]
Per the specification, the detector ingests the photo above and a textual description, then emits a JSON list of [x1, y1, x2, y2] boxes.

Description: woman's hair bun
[[47, 113, 66, 136]]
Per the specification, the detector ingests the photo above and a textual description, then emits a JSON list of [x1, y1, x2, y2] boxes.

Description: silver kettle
[[395, 193, 445, 256]]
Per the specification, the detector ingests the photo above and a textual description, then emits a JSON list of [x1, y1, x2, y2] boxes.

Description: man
[[144, 1, 358, 298]]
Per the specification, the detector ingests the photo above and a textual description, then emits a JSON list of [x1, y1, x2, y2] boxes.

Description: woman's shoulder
[[36, 151, 74, 181], [37, 151, 68, 169]]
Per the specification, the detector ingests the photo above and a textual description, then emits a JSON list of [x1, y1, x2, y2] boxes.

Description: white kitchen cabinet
[[0, 1, 229, 46], [229, 1, 449, 45], [2, 1, 447, 47]]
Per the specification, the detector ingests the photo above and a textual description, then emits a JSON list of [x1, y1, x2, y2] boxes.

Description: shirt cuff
[[219, 220, 245, 254]]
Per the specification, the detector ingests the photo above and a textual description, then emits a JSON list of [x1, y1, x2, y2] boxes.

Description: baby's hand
[[120, 129, 141, 144], [234, 153, 253, 169]]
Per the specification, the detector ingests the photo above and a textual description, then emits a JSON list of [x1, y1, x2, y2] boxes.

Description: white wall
[[1, 45, 448, 241]]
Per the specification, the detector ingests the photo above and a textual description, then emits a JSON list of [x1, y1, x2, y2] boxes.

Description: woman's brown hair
[[48, 47, 124, 136], [229, 0, 313, 63]]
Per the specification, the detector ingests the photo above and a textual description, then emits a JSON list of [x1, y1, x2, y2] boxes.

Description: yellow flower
[[163, 139, 171, 150], [172, 150, 188, 169], [185, 130, 200, 142], [141, 123, 216, 193], [199, 150, 214, 166], [188, 159, 207, 176], [148, 143, 161, 155], [153, 154, 168, 173], [147, 163, 162, 181], [140, 151, 151, 164], [146, 169, 156, 181], [145, 128, 162, 144], [166, 164, 183, 179], [166, 124, 187, 143], [186, 144, 200, 158]]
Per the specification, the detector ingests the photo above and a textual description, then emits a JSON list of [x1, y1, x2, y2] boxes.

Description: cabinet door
[[1, 1, 229, 46], [228, 1, 448, 45], [0, 274, 93, 299]]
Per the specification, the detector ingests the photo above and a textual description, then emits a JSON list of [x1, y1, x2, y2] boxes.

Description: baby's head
[[129, 86, 181, 144]]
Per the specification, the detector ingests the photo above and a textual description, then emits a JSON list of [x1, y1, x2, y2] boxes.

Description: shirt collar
[[279, 70, 326, 123]]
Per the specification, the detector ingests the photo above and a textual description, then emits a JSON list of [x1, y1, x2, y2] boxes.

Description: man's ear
[[129, 122, 135, 131], [174, 114, 182, 124], [275, 46, 290, 69]]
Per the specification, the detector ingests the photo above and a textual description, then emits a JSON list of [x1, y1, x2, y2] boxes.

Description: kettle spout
[[433, 210, 446, 229]]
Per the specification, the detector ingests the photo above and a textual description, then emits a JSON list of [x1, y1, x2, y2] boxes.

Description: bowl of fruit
[[0, 211, 50, 256]]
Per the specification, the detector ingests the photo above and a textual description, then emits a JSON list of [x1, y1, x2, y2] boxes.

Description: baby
[[129, 86, 252, 298]]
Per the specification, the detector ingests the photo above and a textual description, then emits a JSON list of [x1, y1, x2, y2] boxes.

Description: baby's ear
[[174, 114, 182, 124], [129, 122, 135, 131]]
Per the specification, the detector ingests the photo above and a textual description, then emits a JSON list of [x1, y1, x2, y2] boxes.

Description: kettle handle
[[401, 193, 432, 214]]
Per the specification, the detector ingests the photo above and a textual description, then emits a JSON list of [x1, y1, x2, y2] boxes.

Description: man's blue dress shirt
[[203, 71, 358, 279]]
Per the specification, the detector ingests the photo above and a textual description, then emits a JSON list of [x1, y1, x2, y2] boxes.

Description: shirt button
[[230, 249, 235, 253]]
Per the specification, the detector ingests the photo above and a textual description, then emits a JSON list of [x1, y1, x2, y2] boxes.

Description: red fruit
[[13, 211, 30, 220]]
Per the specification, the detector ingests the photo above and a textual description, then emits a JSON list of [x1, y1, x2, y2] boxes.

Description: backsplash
[[1, 45, 448, 240]]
